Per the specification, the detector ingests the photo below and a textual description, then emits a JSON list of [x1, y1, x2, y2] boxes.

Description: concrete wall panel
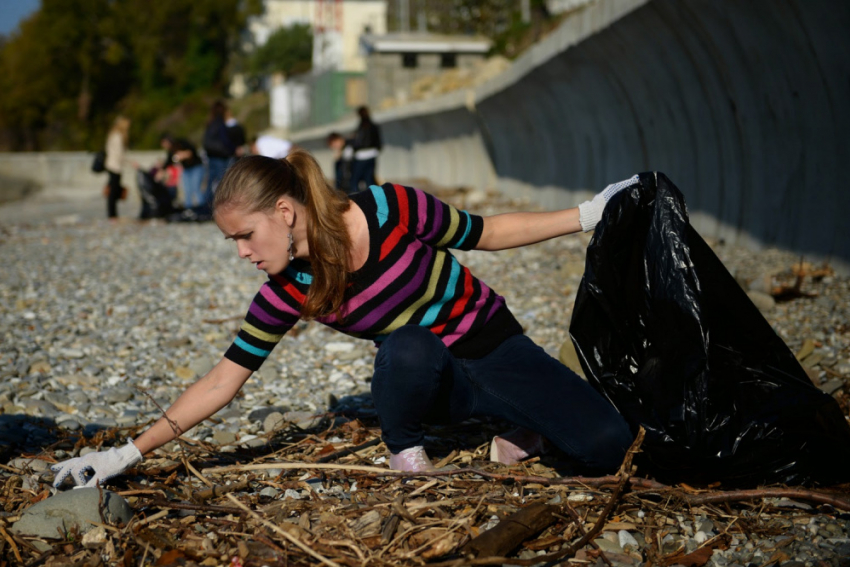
[[475, 0, 850, 267], [0, 151, 162, 198]]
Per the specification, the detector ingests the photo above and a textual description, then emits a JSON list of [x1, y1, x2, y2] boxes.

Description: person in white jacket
[[104, 115, 131, 219]]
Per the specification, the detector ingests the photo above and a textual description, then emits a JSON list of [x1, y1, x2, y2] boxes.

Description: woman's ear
[[275, 197, 295, 227]]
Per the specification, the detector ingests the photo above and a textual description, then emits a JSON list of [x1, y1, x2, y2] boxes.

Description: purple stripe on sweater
[[422, 191, 444, 241], [260, 284, 300, 317], [416, 188, 427, 235], [249, 303, 285, 326], [343, 240, 421, 313], [486, 295, 506, 321], [343, 246, 434, 332]]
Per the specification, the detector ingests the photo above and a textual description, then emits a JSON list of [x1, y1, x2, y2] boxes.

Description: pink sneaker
[[389, 446, 435, 472], [490, 428, 547, 465]]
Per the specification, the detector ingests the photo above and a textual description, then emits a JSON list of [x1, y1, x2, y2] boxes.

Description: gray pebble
[[263, 411, 286, 434], [8, 457, 51, 473], [103, 386, 134, 403], [11, 488, 133, 539], [747, 290, 776, 313], [283, 488, 302, 500], [259, 486, 279, 498], [248, 406, 289, 422], [820, 379, 845, 395], [212, 430, 238, 445], [594, 538, 623, 554]]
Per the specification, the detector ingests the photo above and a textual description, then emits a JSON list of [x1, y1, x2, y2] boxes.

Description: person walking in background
[[104, 115, 131, 220], [225, 107, 247, 159], [349, 106, 382, 194], [327, 132, 353, 193], [203, 101, 237, 207], [160, 134, 204, 211]]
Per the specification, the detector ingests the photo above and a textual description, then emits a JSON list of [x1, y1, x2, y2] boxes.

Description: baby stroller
[[136, 167, 177, 220]]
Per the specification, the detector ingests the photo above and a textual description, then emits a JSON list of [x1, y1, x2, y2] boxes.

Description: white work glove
[[578, 175, 639, 232], [51, 439, 143, 488]]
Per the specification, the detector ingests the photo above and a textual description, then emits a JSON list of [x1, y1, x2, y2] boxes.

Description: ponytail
[[214, 151, 352, 320], [287, 149, 352, 319]]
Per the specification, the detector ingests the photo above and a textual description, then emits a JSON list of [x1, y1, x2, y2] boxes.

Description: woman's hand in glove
[[51, 440, 143, 488], [578, 175, 639, 232]]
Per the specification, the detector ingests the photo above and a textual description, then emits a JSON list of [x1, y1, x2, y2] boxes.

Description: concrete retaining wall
[[479, 0, 850, 269], [0, 151, 162, 200], [295, 0, 850, 271]]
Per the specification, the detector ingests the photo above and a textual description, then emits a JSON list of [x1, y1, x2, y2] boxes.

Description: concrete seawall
[[296, 0, 850, 271], [0, 151, 162, 201]]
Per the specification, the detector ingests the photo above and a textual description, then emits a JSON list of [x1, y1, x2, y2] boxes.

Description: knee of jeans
[[585, 419, 634, 472], [372, 326, 444, 387]]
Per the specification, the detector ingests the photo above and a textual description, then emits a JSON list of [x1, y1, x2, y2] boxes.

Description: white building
[[250, 0, 388, 73]]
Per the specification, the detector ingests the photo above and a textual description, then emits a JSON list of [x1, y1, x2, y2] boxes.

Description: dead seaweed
[[2, 418, 849, 567]]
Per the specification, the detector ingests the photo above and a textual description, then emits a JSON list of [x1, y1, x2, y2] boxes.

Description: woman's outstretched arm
[[133, 358, 253, 454], [475, 207, 583, 251], [474, 175, 640, 251]]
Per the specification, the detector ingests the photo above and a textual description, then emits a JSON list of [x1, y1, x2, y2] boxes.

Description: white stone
[[82, 525, 107, 546], [618, 530, 639, 550]]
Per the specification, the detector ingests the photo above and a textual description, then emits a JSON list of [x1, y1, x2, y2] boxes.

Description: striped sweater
[[224, 183, 523, 371]]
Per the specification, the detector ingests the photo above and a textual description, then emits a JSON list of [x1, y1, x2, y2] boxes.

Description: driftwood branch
[[192, 477, 253, 503], [146, 498, 245, 516], [672, 487, 850, 510], [461, 501, 558, 558], [203, 457, 850, 512], [315, 437, 383, 463]]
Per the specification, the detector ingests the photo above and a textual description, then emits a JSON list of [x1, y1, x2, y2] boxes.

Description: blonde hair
[[110, 115, 131, 145], [214, 151, 352, 320]]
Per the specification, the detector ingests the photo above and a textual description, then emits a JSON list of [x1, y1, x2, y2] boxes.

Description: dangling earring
[[287, 232, 294, 261]]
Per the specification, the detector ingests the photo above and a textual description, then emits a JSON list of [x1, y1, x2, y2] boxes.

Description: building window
[[441, 53, 457, 68], [402, 53, 418, 68]]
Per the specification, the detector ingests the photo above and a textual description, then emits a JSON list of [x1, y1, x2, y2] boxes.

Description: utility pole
[[521, 0, 531, 23]]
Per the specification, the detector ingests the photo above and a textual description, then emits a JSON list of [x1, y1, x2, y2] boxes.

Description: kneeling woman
[[53, 151, 634, 487]]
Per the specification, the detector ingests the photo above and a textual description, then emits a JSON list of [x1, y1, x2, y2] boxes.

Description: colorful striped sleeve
[[373, 183, 484, 251], [223, 280, 301, 371]]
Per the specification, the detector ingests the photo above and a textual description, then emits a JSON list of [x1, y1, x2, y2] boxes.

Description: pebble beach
[[1, 189, 849, 565]]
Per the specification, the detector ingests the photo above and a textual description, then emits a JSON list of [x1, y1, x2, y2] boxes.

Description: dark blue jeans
[[205, 157, 230, 206], [371, 326, 634, 472], [349, 158, 376, 194]]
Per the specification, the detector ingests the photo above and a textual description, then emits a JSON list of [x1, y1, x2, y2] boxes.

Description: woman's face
[[216, 205, 292, 275]]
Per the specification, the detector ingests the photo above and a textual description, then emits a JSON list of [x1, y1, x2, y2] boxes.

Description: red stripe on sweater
[[380, 185, 410, 261], [431, 267, 473, 335], [271, 274, 307, 303], [380, 227, 405, 261]]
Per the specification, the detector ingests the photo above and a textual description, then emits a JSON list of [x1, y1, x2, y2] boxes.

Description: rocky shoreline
[[0, 190, 848, 565]]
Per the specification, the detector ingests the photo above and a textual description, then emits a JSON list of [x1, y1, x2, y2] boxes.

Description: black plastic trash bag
[[570, 172, 850, 486], [137, 169, 176, 220]]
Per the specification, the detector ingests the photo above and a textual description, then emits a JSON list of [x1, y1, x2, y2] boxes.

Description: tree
[[248, 23, 313, 80], [0, 0, 263, 150]]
